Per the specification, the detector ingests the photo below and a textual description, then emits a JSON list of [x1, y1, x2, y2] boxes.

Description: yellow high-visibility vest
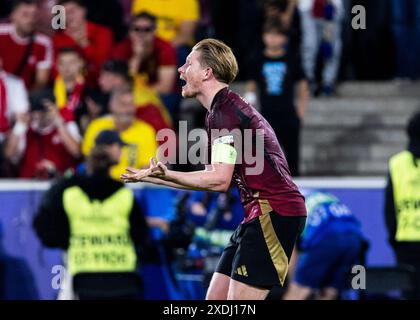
[[63, 186, 137, 275], [389, 151, 420, 241]]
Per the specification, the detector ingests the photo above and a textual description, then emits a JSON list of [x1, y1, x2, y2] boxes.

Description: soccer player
[[121, 39, 307, 300]]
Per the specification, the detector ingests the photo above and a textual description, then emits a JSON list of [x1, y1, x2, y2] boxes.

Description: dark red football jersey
[[206, 87, 306, 223]]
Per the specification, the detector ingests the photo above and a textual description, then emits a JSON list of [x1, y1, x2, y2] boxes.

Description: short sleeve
[[293, 54, 306, 82], [36, 35, 53, 70], [6, 76, 29, 116], [207, 104, 242, 163]]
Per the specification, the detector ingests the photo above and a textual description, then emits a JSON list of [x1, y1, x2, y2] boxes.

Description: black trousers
[[395, 245, 420, 299]]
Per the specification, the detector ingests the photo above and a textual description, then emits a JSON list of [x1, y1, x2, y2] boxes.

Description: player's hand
[[120, 158, 163, 183]]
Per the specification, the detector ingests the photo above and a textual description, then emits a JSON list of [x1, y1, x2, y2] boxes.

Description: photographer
[[4, 90, 81, 179]]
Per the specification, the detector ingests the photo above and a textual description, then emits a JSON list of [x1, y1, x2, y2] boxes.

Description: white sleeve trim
[[65, 121, 81, 142]]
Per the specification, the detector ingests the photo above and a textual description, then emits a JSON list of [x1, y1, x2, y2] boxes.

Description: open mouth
[[180, 78, 187, 89]]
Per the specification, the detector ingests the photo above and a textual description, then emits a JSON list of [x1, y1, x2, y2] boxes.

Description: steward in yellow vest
[[385, 110, 420, 299], [34, 146, 151, 299]]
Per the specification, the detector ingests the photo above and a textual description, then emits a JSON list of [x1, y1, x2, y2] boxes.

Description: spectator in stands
[[0, 0, 53, 90], [246, 19, 308, 176], [261, 0, 302, 55], [111, 12, 179, 122], [53, 0, 113, 88], [98, 59, 172, 134], [33, 145, 150, 299], [0, 57, 30, 177], [4, 89, 81, 179], [284, 190, 364, 300], [82, 86, 158, 181], [385, 110, 420, 299], [297, 0, 343, 96], [53, 47, 86, 130]]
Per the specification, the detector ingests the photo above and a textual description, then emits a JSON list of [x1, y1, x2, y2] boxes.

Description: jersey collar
[[210, 87, 229, 111]]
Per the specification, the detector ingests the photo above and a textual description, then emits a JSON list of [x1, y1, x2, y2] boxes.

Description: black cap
[[102, 59, 129, 77], [95, 130, 127, 146]]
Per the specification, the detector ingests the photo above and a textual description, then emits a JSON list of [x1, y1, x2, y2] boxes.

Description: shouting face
[[178, 50, 208, 98]]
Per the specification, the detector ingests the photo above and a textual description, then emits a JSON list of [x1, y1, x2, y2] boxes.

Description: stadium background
[[0, 0, 419, 299]]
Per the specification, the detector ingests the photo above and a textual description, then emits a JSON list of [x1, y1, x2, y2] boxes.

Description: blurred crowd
[[0, 0, 418, 180]]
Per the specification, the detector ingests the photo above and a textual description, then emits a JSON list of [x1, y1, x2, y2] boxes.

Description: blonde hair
[[193, 39, 238, 84]]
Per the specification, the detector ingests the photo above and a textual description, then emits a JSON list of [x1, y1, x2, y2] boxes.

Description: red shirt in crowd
[[111, 36, 176, 85], [0, 23, 53, 89], [19, 125, 78, 179], [53, 22, 113, 87]]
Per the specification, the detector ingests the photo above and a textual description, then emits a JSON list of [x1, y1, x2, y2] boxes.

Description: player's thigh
[[227, 278, 270, 300], [206, 272, 231, 300]]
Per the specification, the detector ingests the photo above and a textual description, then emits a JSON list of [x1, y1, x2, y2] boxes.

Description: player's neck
[[197, 82, 229, 110]]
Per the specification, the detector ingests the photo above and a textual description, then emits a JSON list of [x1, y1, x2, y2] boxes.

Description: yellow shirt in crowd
[[82, 116, 158, 181], [132, 0, 199, 42]]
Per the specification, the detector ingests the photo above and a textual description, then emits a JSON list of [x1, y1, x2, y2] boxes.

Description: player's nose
[[178, 63, 187, 74]]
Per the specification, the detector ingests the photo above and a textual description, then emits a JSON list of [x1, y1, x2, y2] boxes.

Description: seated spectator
[[0, 57, 30, 176], [53, 0, 113, 88], [4, 90, 81, 179], [99, 59, 172, 134], [53, 47, 86, 129], [0, 0, 53, 90], [82, 86, 158, 181], [111, 12, 179, 122]]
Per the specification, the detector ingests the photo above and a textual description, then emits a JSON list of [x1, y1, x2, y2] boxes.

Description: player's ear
[[204, 67, 213, 80]]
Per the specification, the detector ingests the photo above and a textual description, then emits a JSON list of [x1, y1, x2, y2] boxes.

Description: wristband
[[12, 121, 28, 136]]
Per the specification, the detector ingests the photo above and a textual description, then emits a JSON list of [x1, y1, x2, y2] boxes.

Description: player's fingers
[[150, 157, 156, 167], [157, 162, 166, 171], [125, 167, 138, 173]]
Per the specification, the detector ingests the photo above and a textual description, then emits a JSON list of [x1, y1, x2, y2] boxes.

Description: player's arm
[[157, 163, 234, 192], [123, 163, 234, 192], [122, 140, 237, 192]]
